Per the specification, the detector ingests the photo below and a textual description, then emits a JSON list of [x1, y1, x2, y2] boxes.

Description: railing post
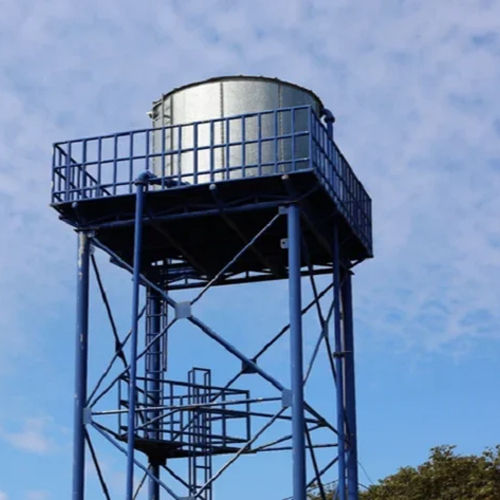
[[82, 139, 88, 198], [72, 231, 90, 500], [66, 142, 72, 201], [291, 109, 296, 173], [51, 145, 56, 203], [308, 108, 314, 172], [288, 204, 306, 500]]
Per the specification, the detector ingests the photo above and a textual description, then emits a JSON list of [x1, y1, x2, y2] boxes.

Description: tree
[[308, 445, 500, 500]]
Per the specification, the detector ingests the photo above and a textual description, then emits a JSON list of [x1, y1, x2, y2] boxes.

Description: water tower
[[51, 76, 372, 500]]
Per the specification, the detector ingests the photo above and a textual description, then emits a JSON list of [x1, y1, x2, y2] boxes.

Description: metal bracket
[[280, 238, 288, 249], [333, 350, 350, 358], [241, 359, 258, 374], [281, 389, 292, 408], [175, 301, 192, 319], [83, 407, 92, 425], [134, 170, 156, 186]]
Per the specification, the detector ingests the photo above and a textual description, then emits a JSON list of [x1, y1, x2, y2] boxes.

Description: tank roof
[[153, 75, 325, 110]]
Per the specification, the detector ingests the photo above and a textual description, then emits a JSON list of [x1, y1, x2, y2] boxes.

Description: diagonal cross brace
[[91, 238, 338, 435], [191, 210, 283, 305], [91, 238, 285, 394], [187, 316, 284, 392], [92, 422, 181, 500]]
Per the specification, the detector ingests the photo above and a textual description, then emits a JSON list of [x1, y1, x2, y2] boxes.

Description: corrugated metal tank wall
[[150, 76, 323, 182]]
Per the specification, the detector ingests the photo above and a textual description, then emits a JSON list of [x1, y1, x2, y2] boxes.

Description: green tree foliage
[[309, 445, 500, 500]]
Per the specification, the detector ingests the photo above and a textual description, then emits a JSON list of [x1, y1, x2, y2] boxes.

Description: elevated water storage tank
[[150, 76, 323, 183]]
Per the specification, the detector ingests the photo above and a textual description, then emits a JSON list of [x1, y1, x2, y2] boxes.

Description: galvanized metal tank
[[150, 76, 323, 183]]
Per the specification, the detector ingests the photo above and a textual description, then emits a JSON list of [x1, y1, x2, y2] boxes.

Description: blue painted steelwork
[[145, 288, 164, 500], [288, 204, 307, 500], [73, 232, 90, 500], [51, 106, 372, 256], [126, 172, 150, 500], [187, 368, 213, 500], [333, 226, 346, 500], [342, 272, 359, 500], [116, 376, 251, 452], [52, 93, 372, 500]]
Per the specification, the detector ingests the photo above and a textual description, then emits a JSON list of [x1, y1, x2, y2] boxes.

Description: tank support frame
[[72, 182, 360, 499]]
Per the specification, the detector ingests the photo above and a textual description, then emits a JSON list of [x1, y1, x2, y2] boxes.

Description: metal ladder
[[144, 288, 168, 440], [188, 368, 213, 500]]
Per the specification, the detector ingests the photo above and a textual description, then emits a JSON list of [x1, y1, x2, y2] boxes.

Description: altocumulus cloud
[[0, 0, 499, 365], [0, 0, 499, 498]]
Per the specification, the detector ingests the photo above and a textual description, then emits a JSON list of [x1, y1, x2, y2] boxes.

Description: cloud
[[0, 0, 498, 374], [0, 418, 55, 455], [26, 492, 49, 500], [0, 1, 498, 499]]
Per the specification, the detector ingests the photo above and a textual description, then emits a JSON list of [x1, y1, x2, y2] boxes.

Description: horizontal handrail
[[51, 105, 372, 253]]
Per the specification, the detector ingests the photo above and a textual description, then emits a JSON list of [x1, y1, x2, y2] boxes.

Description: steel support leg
[[342, 271, 359, 500], [287, 204, 306, 500], [73, 231, 90, 500], [126, 173, 149, 500], [148, 464, 160, 500], [333, 226, 346, 500], [146, 288, 162, 500]]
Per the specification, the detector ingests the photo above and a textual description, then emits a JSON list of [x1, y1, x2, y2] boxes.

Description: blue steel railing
[[118, 376, 251, 449], [309, 112, 372, 252], [51, 106, 372, 252]]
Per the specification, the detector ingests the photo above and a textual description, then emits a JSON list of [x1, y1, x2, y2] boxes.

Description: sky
[[1, 0, 500, 498]]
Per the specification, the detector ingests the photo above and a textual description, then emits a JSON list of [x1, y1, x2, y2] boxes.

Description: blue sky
[[1, 0, 500, 498]]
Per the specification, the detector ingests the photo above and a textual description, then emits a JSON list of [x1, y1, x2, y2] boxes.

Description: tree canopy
[[309, 445, 500, 500]]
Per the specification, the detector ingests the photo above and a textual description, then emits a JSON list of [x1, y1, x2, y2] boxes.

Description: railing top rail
[[51, 105, 372, 254], [53, 104, 315, 147], [310, 112, 372, 204]]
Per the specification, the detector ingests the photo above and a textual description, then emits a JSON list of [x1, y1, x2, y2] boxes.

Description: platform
[[51, 106, 372, 288], [115, 374, 252, 463]]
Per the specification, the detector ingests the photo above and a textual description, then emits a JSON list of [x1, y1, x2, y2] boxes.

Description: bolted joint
[[241, 359, 258, 374], [281, 389, 292, 408], [175, 301, 192, 319], [321, 107, 336, 124], [75, 229, 95, 238], [83, 407, 92, 425], [333, 350, 350, 358], [134, 170, 155, 186], [316, 416, 328, 428], [280, 238, 288, 249]]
